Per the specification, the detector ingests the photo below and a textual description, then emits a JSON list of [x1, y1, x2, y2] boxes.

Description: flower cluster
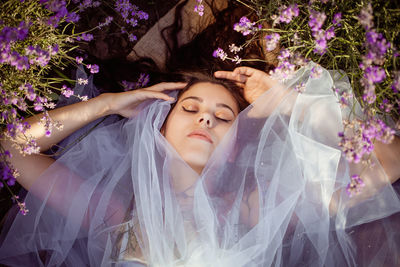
[[40, 0, 80, 27], [233, 17, 260, 36], [264, 33, 280, 52], [0, 149, 17, 188], [212, 44, 244, 64], [338, 116, 395, 164], [213, 47, 228, 61], [115, 0, 148, 42], [358, 4, 390, 104], [271, 4, 299, 26], [308, 9, 340, 55], [269, 49, 308, 80], [346, 174, 365, 197]]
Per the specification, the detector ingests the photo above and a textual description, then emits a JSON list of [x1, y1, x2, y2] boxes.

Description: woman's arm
[[1, 82, 186, 191]]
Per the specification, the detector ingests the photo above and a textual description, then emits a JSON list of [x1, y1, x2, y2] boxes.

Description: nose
[[197, 112, 213, 128]]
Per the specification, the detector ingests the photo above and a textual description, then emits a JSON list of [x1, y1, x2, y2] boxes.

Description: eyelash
[[182, 106, 231, 123]]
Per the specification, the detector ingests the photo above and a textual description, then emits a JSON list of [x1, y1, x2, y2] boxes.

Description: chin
[[181, 151, 210, 173]]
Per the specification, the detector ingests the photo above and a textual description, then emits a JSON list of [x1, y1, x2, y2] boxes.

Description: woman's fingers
[[233, 66, 256, 77]]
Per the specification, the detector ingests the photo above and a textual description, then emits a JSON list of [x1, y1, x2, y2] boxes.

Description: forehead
[[179, 82, 239, 112]]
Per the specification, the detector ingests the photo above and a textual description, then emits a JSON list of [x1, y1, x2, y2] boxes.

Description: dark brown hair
[[175, 72, 249, 112]]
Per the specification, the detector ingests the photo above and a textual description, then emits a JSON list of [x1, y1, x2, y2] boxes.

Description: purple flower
[[309, 9, 326, 33], [27, 46, 51, 67], [364, 30, 390, 64], [0, 161, 16, 188], [128, 33, 137, 42], [333, 13, 342, 25], [313, 36, 327, 55], [310, 65, 323, 79], [278, 49, 291, 60], [98, 16, 114, 28], [87, 64, 99, 73], [66, 12, 80, 23], [278, 4, 299, 24], [33, 96, 47, 111], [212, 48, 227, 61], [115, 0, 148, 26], [233, 16, 258, 36], [194, 2, 205, 17], [264, 33, 280, 51], [138, 73, 149, 87], [269, 50, 296, 80], [346, 174, 365, 197], [9, 51, 30, 70], [325, 27, 335, 40], [391, 72, 400, 93], [19, 83, 36, 101], [0, 21, 30, 44], [363, 66, 386, 83], [61, 85, 73, 98], [77, 33, 94, 42], [76, 56, 83, 64], [137, 11, 149, 20], [358, 3, 374, 30]]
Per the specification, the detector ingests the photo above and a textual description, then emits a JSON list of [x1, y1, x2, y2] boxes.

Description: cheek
[[214, 124, 233, 144]]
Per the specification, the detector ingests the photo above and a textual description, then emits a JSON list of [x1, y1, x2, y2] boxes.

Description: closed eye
[[216, 117, 231, 123], [182, 106, 197, 113]]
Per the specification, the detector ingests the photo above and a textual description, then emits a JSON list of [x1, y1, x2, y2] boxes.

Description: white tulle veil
[[0, 62, 399, 267]]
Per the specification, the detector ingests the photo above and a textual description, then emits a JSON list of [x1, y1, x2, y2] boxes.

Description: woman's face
[[163, 82, 239, 174]]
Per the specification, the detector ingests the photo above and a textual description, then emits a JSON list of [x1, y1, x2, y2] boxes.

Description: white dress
[[0, 63, 399, 266]]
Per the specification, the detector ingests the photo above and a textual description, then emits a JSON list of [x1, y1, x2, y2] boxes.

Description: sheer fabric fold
[[1, 63, 399, 266]]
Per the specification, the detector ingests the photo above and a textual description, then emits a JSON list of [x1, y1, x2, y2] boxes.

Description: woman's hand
[[101, 82, 187, 118], [214, 67, 278, 103]]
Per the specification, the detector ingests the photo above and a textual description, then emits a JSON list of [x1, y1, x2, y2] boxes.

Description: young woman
[[0, 62, 399, 266]]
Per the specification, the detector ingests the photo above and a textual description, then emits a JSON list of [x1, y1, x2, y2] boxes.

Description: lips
[[188, 129, 213, 144]]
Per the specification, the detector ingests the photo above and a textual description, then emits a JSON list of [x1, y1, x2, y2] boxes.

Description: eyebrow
[[180, 96, 236, 114]]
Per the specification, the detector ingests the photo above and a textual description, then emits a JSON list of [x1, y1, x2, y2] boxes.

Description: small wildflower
[[379, 99, 393, 113], [277, 4, 299, 24], [391, 72, 400, 93], [310, 64, 323, 79], [194, 0, 205, 16], [294, 82, 306, 93], [358, 3, 374, 30], [78, 95, 89, 101], [77, 33, 94, 42], [333, 12, 342, 25], [233, 16, 259, 36], [61, 85, 74, 98], [232, 55, 242, 64], [87, 64, 99, 74], [98, 16, 113, 28], [13, 196, 29, 215], [76, 56, 83, 64], [213, 48, 228, 61], [346, 175, 365, 197], [128, 33, 137, 42], [77, 78, 88, 85], [229, 43, 242, 53], [264, 33, 280, 51]]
